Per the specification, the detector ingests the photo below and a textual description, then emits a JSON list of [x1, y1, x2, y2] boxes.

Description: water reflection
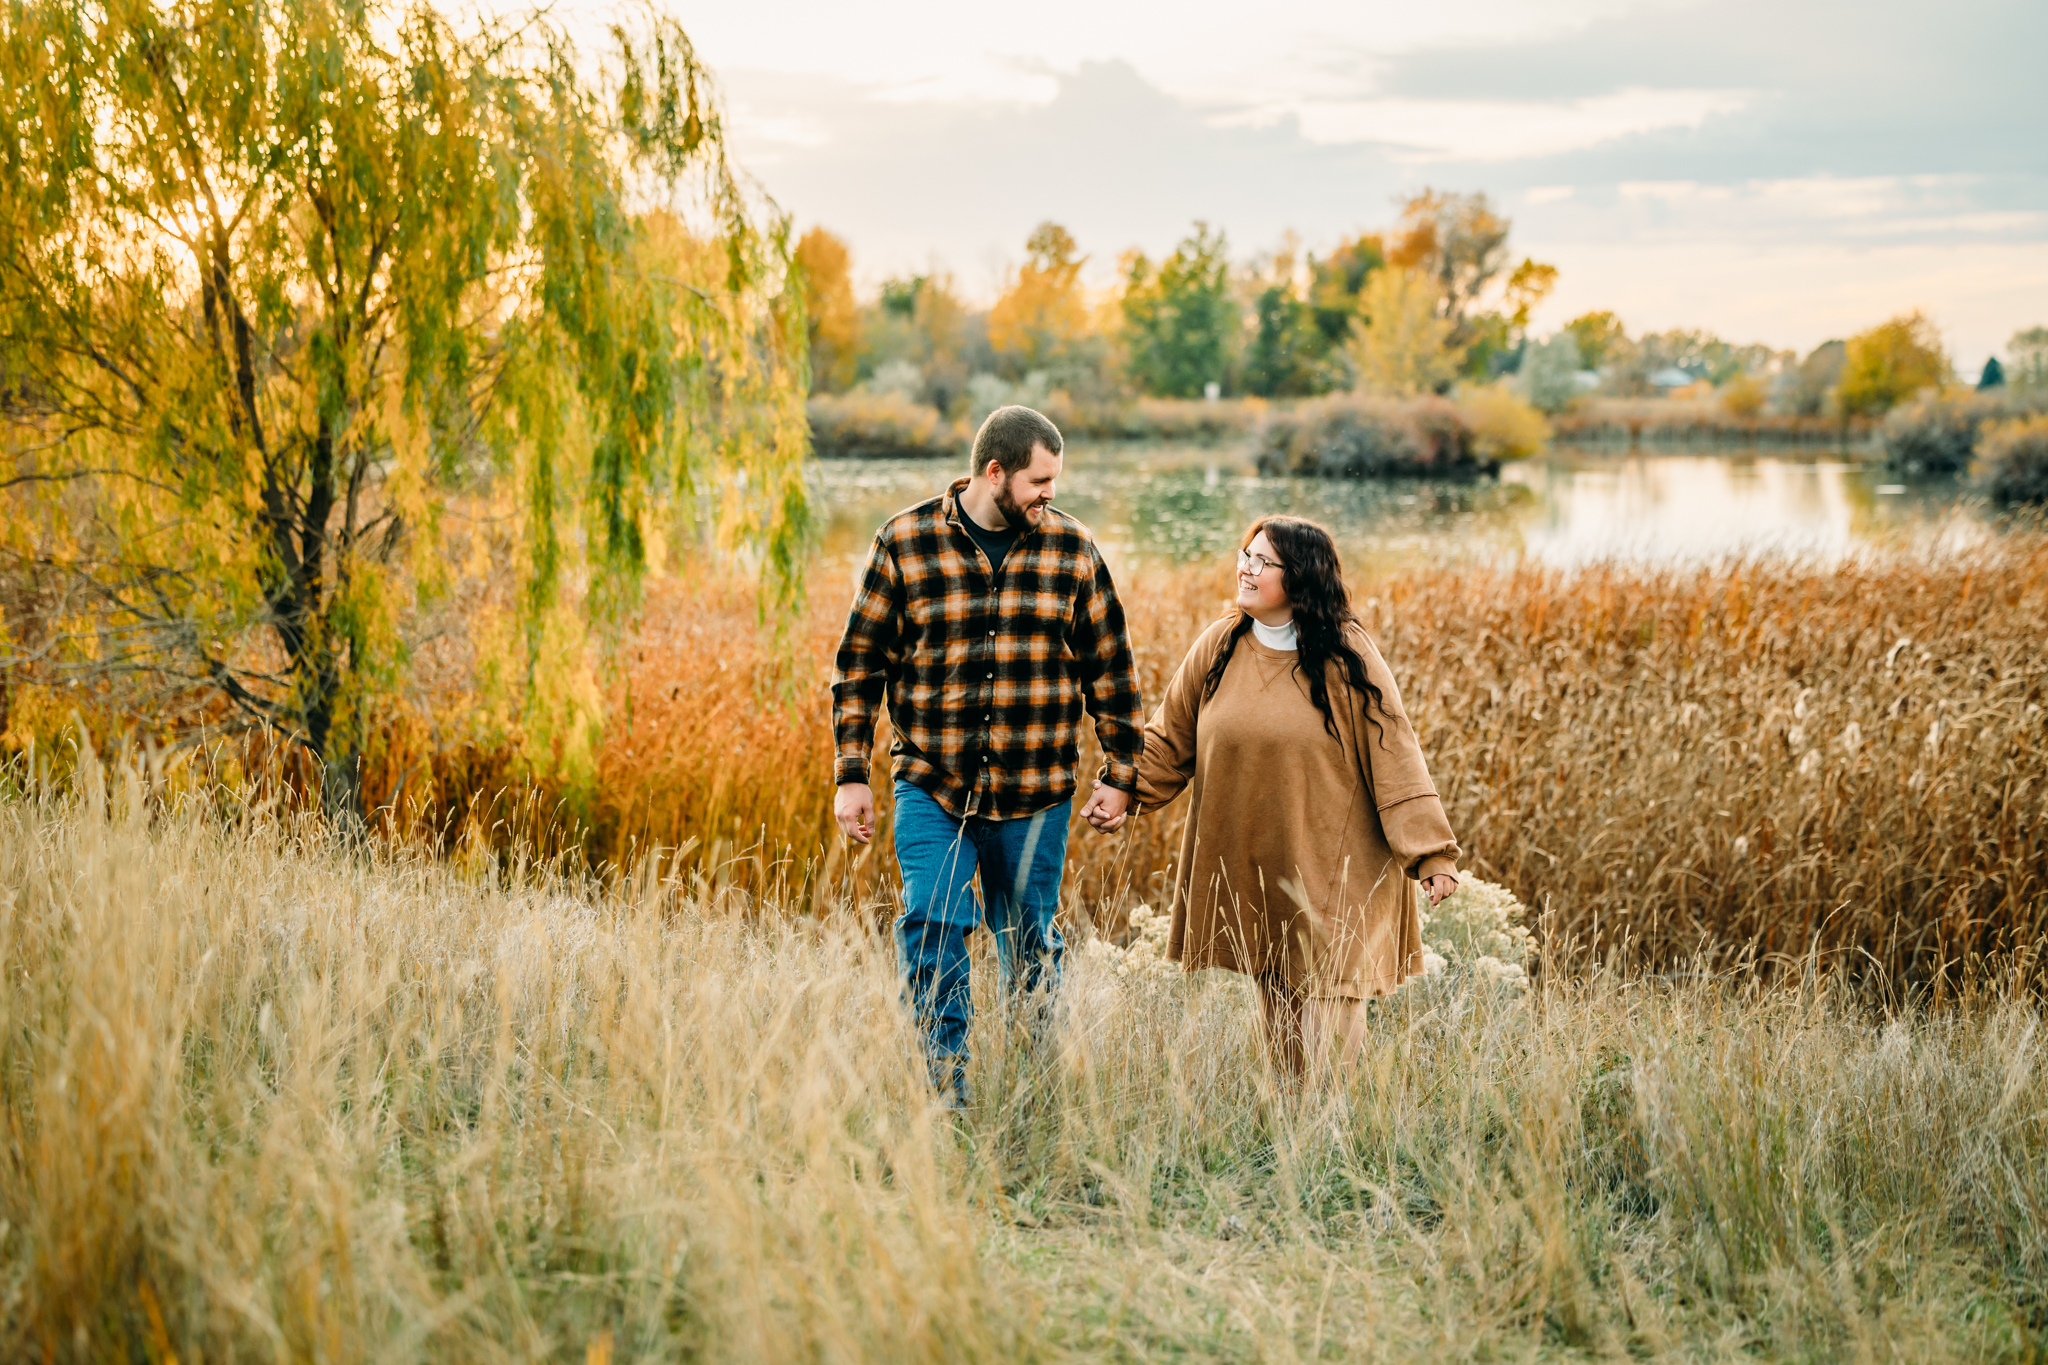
[[810, 442, 1986, 574]]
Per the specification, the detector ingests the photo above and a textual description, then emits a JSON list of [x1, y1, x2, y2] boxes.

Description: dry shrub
[[808, 391, 965, 459], [1254, 394, 1492, 478], [1456, 382, 1551, 459], [1981, 413, 2048, 506], [2, 786, 2044, 1359]]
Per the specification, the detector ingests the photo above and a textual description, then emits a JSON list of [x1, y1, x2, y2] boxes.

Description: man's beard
[[995, 476, 1049, 525]]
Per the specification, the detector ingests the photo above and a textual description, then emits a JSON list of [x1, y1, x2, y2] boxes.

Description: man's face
[[990, 444, 1062, 526]]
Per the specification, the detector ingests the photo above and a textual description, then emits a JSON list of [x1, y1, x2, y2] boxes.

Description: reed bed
[[390, 536, 2048, 984], [1550, 399, 1865, 448], [2, 783, 2044, 1360]]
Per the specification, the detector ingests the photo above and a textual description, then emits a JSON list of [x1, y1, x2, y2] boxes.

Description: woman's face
[[1235, 529, 1291, 618]]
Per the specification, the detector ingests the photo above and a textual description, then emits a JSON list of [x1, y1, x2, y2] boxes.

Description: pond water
[[811, 441, 1992, 576]]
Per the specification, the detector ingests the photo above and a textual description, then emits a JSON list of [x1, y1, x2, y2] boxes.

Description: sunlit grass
[[2, 778, 2043, 1359]]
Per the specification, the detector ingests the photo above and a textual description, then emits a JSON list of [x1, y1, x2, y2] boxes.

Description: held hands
[[834, 782, 875, 845], [1422, 873, 1457, 906], [838, 781, 1129, 843], [1081, 780, 1131, 833]]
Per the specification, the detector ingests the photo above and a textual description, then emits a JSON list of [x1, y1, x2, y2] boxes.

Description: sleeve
[[1068, 542, 1146, 792], [1132, 622, 1220, 811], [1350, 628, 1461, 883], [829, 532, 905, 785]]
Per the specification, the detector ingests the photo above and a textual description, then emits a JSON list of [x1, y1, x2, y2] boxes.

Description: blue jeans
[[892, 780, 1071, 1096]]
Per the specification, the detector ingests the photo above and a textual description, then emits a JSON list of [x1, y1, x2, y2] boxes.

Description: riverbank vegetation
[[797, 196, 2048, 464], [12, 537, 2044, 987], [3, 785, 2044, 1360]]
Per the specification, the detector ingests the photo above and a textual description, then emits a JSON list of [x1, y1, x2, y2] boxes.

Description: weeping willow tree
[[0, 0, 810, 816]]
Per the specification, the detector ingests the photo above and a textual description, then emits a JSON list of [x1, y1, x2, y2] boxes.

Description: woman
[[1089, 516, 1460, 1079]]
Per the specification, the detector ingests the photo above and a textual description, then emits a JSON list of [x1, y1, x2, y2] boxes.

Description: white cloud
[[1249, 86, 1754, 161], [660, 0, 1672, 108], [665, 0, 2043, 367]]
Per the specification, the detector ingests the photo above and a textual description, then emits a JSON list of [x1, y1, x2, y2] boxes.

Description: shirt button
[[986, 671, 994, 679], [988, 629, 995, 637]]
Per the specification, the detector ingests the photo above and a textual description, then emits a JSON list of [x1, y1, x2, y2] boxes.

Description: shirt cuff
[[1097, 758, 1138, 792], [834, 754, 873, 785], [1416, 856, 1459, 884]]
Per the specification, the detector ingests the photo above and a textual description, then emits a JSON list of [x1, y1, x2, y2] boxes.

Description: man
[[831, 405, 1141, 1104]]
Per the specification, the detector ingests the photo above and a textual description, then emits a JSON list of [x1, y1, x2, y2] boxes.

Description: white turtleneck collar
[[1250, 616, 1298, 650]]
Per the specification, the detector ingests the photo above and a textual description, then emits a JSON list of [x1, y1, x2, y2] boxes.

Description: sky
[[626, 0, 2043, 367]]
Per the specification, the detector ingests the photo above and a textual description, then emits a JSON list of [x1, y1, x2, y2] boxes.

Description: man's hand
[[1422, 873, 1457, 906], [1081, 781, 1131, 833], [835, 783, 875, 845]]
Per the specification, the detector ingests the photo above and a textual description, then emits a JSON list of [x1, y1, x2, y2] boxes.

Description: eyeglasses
[[1238, 549, 1283, 578]]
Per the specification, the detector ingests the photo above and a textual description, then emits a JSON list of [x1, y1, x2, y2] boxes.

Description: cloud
[[724, 62, 1414, 294], [713, 0, 2045, 363]]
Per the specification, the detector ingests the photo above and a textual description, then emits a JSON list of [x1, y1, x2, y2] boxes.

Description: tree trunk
[[297, 646, 364, 834], [322, 746, 365, 838]]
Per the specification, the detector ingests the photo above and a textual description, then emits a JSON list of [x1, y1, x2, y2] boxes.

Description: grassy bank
[[2, 790, 2043, 1360], [807, 393, 1268, 459], [1549, 398, 1867, 448]]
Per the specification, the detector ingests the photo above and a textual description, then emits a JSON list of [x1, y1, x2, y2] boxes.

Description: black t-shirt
[[960, 513, 1021, 576]]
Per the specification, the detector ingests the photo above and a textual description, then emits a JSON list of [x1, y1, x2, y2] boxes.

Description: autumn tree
[[2008, 326, 2048, 390], [1387, 190, 1510, 336], [795, 227, 860, 393], [860, 270, 983, 414], [1308, 233, 1385, 346], [1838, 312, 1950, 417], [987, 222, 1090, 376], [0, 0, 809, 816], [1349, 269, 1461, 396], [1782, 340, 1848, 416], [1563, 312, 1628, 370], [1120, 223, 1235, 398]]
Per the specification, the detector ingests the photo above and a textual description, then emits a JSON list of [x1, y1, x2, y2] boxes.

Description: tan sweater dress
[[1134, 616, 1461, 998]]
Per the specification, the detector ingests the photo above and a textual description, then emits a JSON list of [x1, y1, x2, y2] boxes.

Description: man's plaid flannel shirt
[[830, 479, 1145, 821]]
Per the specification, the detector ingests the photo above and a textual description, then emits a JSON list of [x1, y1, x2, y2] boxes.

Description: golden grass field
[[5, 531, 2047, 1359], [3, 773, 2044, 1361]]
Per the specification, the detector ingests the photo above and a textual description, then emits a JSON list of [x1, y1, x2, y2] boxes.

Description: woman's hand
[[1422, 874, 1457, 906]]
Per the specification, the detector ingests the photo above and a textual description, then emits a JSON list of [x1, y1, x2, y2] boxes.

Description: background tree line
[[798, 196, 2047, 431]]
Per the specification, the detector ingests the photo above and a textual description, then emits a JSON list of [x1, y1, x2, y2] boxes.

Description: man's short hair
[[971, 405, 1063, 477]]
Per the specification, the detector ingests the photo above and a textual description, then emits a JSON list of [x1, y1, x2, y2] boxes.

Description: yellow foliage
[[987, 222, 1091, 372], [1839, 310, 1949, 417], [1455, 383, 1551, 458], [1720, 372, 1768, 418], [1503, 258, 1559, 330], [1349, 269, 1463, 396], [795, 227, 860, 393]]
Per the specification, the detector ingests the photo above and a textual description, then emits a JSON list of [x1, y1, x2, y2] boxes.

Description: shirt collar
[[944, 476, 1041, 540]]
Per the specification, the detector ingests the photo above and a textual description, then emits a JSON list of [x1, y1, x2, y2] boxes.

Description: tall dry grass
[[13, 537, 2043, 980], [400, 537, 2048, 983], [2, 780, 2044, 1359], [1550, 398, 1868, 447]]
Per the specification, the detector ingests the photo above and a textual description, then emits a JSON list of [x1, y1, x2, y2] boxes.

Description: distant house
[[1649, 366, 1697, 390]]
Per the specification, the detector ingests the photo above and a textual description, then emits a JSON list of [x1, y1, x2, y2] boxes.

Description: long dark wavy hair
[[1201, 516, 1389, 746]]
